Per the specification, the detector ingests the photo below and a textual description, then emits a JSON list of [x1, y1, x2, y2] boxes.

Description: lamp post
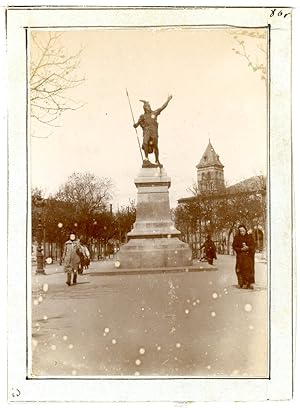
[[36, 214, 45, 274], [58, 222, 63, 265], [93, 219, 98, 260]]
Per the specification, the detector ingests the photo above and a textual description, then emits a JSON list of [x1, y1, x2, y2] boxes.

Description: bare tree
[[186, 180, 199, 196], [30, 32, 85, 137], [56, 172, 114, 216], [229, 29, 267, 80]]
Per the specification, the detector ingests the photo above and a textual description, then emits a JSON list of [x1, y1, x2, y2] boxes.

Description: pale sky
[[30, 27, 267, 209]]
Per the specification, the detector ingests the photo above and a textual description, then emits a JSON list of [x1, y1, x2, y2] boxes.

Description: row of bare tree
[[32, 171, 266, 262], [174, 178, 266, 254], [32, 172, 136, 254]]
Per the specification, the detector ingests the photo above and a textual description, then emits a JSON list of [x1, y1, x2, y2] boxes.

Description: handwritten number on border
[[11, 388, 21, 398], [270, 9, 290, 18]]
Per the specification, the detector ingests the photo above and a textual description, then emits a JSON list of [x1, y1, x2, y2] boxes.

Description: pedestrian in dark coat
[[63, 232, 81, 286], [200, 235, 217, 265], [232, 224, 255, 289]]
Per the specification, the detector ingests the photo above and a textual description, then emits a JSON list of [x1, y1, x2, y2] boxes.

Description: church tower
[[196, 140, 225, 193]]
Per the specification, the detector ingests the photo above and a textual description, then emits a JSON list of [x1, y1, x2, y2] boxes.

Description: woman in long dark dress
[[200, 235, 217, 265], [232, 225, 255, 289]]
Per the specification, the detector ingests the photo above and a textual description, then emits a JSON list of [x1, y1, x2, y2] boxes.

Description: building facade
[[196, 140, 225, 192], [176, 141, 266, 258]]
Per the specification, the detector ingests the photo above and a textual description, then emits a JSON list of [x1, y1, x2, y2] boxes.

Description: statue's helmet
[[140, 99, 151, 111]]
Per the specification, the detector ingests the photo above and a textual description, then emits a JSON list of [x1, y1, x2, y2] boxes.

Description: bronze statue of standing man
[[133, 95, 172, 166]]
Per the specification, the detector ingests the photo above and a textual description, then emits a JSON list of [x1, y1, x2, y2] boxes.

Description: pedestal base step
[[91, 265, 216, 275], [117, 237, 193, 269]]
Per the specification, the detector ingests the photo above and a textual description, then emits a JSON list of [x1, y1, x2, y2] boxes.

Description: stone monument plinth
[[117, 166, 192, 269]]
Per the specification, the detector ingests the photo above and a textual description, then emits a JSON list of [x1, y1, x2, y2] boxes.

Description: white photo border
[[6, 6, 293, 402]]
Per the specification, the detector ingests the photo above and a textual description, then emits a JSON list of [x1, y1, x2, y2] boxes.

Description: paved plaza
[[31, 255, 268, 378]]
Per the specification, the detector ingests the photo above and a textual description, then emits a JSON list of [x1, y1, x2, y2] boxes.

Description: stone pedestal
[[117, 166, 192, 269]]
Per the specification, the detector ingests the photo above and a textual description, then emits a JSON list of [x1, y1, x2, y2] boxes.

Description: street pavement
[[31, 255, 268, 378]]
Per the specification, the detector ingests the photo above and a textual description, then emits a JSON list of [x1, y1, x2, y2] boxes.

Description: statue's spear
[[126, 89, 143, 161]]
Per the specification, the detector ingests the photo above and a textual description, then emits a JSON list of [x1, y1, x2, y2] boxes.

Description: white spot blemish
[[72, 370, 77, 376], [50, 345, 56, 351], [135, 359, 141, 366], [112, 339, 117, 345], [249, 325, 254, 330], [209, 281, 213, 285], [104, 327, 110, 334], [211, 311, 216, 317], [139, 347, 145, 355], [196, 299, 200, 304], [244, 304, 252, 312], [207, 365, 211, 370], [157, 346, 161, 351], [176, 343, 181, 348], [33, 300, 39, 306], [42, 283, 49, 292], [115, 261, 121, 268], [134, 371, 140, 376], [192, 301, 197, 306], [32, 339, 38, 347], [68, 344, 74, 349], [38, 296, 43, 303], [63, 335, 68, 341], [187, 299, 190, 303], [184, 309, 190, 315], [212, 293, 218, 299], [43, 315, 48, 320]]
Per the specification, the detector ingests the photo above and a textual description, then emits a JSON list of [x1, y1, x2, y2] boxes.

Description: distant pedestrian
[[200, 235, 217, 265], [63, 232, 81, 286], [232, 224, 255, 289], [78, 238, 91, 274]]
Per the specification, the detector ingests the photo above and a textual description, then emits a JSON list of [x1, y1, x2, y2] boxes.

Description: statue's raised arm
[[155, 95, 173, 115]]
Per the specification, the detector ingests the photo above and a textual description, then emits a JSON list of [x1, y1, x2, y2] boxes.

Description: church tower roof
[[196, 140, 224, 169]]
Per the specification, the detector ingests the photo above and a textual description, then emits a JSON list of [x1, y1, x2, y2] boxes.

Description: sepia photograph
[[6, 5, 293, 403], [30, 25, 268, 379]]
